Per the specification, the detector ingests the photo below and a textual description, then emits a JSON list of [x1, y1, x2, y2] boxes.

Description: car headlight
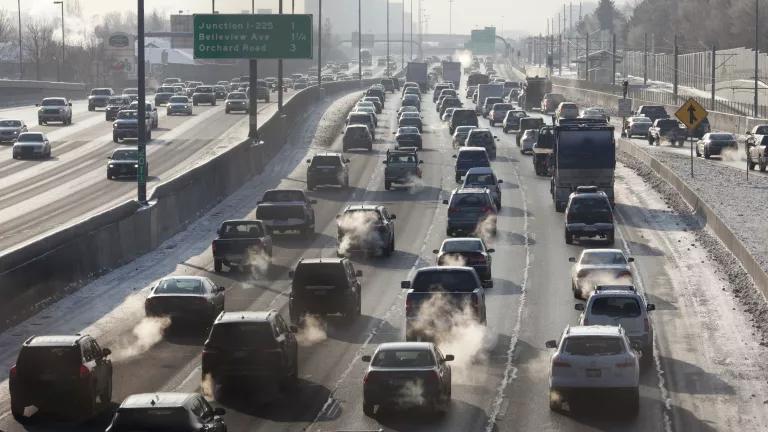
[[108, 164, 114, 168], [13, 131, 18, 135], [59, 108, 65, 113], [113, 123, 118, 128], [134, 164, 139, 168]]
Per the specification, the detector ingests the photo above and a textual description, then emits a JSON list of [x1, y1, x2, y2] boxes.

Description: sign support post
[[137, 0, 147, 204]]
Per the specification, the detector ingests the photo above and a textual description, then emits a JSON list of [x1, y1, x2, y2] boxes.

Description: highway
[[0, 67, 767, 432]]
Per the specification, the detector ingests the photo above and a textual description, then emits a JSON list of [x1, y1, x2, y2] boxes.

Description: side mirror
[[419, 160, 424, 164], [487, 248, 495, 253], [574, 303, 585, 311], [213, 407, 226, 416], [256, 200, 263, 204], [545, 340, 558, 349], [288, 270, 295, 278], [306, 159, 311, 163], [361, 355, 372, 362], [646, 304, 656, 312], [102, 348, 112, 357], [442, 199, 449, 205], [107, 156, 112, 159], [390, 214, 396, 220], [401, 280, 411, 289], [69, 102, 73, 106], [746, 130, 752, 135], [451, 154, 457, 158], [568, 257, 576, 263], [432, 249, 439, 254], [497, 179, 503, 184], [289, 325, 298, 333], [382, 160, 387, 164], [217, 286, 225, 292], [444, 354, 454, 362], [627, 257, 635, 262], [392, 131, 396, 135], [35, 103, 40, 107], [310, 199, 317, 204], [345, 159, 351, 163], [356, 270, 363, 277]]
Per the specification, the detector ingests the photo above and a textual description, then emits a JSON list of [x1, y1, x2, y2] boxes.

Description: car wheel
[[572, 282, 581, 299], [384, 180, 391, 190], [113, 134, 119, 143], [455, 174, 461, 183], [307, 182, 315, 191], [88, 105, 94, 112], [548, 389, 562, 412], [225, 108, 230, 114], [564, 230, 573, 245], [289, 304, 303, 323], [695, 147, 701, 157], [11, 400, 28, 423], [214, 259, 223, 273], [363, 401, 375, 417], [704, 149, 710, 159], [107, 173, 112, 180], [100, 379, 113, 406], [38, 120, 43, 126], [748, 159, 756, 170], [606, 230, 615, 245], [647, 136, 654, 145], [760, 162, 767, 172]]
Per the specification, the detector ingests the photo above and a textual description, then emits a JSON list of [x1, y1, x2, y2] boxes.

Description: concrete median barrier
[[0, 78, 381, 330], [0, 79, 87, 108]]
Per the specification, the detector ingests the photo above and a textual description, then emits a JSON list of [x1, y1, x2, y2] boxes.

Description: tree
[[146, 9, 168, 33], [25, 17, 55, 80], [595, 0, 619, 32], [0, 8, 14, 43]]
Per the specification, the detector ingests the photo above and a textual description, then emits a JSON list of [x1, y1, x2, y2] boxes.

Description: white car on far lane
[[569, 249, 634, 300]]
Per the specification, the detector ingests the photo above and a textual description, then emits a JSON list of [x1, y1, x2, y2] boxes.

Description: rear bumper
[[364, 384, 441, 406], [565, 223, 614, 238]]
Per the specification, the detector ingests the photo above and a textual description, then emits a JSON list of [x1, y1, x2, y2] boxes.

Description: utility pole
[[755, 0, 759, 117], [53, 1, 64, 81], [358, 0, 361, 82], [401, 0, 404, 68], [585, 32, 590, 81], [643, 33, 648, 85], [386, 0, 390, 77], [318, 0, 322, 90], [277, 0, 284, 112], [212, 0, 215, 12], [418, 0, 422, 60], [570, 2, 573, 32], [711, 44, 716, 111], [559, 33, 563, 76], [17, 0, 22, 79], [137, 0, 147, 204], [612, 33, 616, 86], [673, 33, 678, 99], [249, 1, 258, 141], [448, 0, 453, 36], [409, 0, 413, 60]]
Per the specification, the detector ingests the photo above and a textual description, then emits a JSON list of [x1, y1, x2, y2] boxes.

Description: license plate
[[586, 369, 601, 378], [232, 351, 248, 359]]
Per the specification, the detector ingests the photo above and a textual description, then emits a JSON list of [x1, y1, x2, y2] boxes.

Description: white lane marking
[[485, 152, 531, 432]]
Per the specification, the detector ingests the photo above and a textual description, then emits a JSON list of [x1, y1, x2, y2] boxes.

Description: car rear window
[[310, 156, 342, 167], [112, 149, 138, 160], [641, 106, 667, 116], [262, 190, 304, 202], [411, 270, 478, 292], [18, 346, 81, 374], [458, 150, 488, 162], [16, 133, 43, 142], [467, 132, 494, 146], [580, 251, 626, 265], [388, 153, 417, 164], [220, 222, 263, 238], [155, 278, 205, 295], [493, 104, 514, 112], [464, 172, 495, 186], [372, 349, 435, 367], [0, 120, 21, 127], [590, 297, 642, 318], [568, 197, 612, 218], [117, 111, 138, 119], [442, 240, 483, 253], [562, 336, 625, 356], [709, 133, 734, 140], [228, 93, 246, 100], [293, 263, 348, 289], [111, 407, 192, 430], [451, 193, 491, 208], [196, 86, 213, 92], [207, 322, 275, 348], [91, 89, 111, 95]]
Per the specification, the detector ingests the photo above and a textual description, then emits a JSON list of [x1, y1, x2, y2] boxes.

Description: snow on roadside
[[615, 163, 768, 431]]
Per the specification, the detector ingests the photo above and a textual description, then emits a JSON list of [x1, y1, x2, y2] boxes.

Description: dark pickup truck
[[112, 110, 152, 142], [255, 189, 316, 237], [212, 220, 273, 273], [648, 118, 686, 146], [401, 266, 487, 341]]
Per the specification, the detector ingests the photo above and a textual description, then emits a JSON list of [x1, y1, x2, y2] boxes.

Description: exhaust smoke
[[245, 246, 271, 281], [719, 146, 743, 162], [112, 316, 171, 361], [474, 214, 498, 246], [439, 253, 467, 267], [296, 314, 328, 346], [578, 271, 634, 298], [337, 211, 386, 256]]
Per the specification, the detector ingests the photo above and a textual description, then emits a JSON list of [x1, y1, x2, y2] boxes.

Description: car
[[555, 102, 580, 121], [192, 85, 217, 106], [623, 116, 653, 138], [144, 276, 225, 325], [648, 118, 687, 146], [162, 77, 182, 85], [401, 94, 421, 111], [575, 285, 655, 367], [356, 101, 378, 114], [167, 95, 193, 116], [442, 107, 457, 122], [36, 97, 73, 125], [398, 112, 423, 132], [112, 110, 152, 142], [213, 85, 228, 99], [107, 147, 146, 180], [452, 125, 474, 148], [12, 132, 51, 159], [121, 87, 139, 102], [104, 96, 132, 121], [10, 334, 112, 422], [288, 257, 363, 322], [128, 101, 159, 128], [465, 85, 478, 99], [380, 78, 396, 93], [384, 148, 423, 189], [569, 248, 634, 300], [696, 132, 738, 159], [251, 83, 270, 102], [354, 106, 378, 127], [402, 81, 420, 95], [185, 81, 202, 97], [581, 106, 610, 122], [0, 119, 28, 143], [449, 108, 478, 134], [433, 83, 453, 102], [403, 86, 421, 98], [438, 97, 463, 117], [366, 87, 386, 105], [362, 96, 383, 113], [564, 186, 615, 245], [545, 325, 640, 415], [153, 86, 176, 106], [362, 342, 453, 416], [336, 204, 396, 256], [464, 128, 498, 159], [635, 104, 669, 122], [105, 392, 226, 432], [501, 110, 528, 133], [211, 220, 272, 273], [202, 310, 298, 393], [343, 124, 374, 151], [488, 103, 515, 127], [520, 128, 538, 154], [255, 189, 316, 236], [481, 96, 504, 118], [224, 91, 249, 113], [402, 266, 487, 341], [443, 187, 497, 237], [346, 112, 376, 138], [517, 117, 545, 146], [532, 126, 555, 176], [462, 166, 502, 209], [433, 237, 494, 287], [541, 92, 565, 113], [453, 146, 490, 183], [746, 126, 768, 171], [306, 153, 350, 190], [87, 87, 114, 110], [393, 126, 422, 149]]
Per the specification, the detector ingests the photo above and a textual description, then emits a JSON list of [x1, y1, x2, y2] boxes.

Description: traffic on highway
[[1, 2, 768, 432]]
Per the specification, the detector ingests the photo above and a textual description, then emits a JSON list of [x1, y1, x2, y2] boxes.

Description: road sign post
[[675, 98, 709, 178], [193, 14, 313, 59], [618, 98, 632, 137]]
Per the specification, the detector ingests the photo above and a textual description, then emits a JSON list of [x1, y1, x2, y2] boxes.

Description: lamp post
[[17, 0, 22, 79], [358, 0, 361, 82], [137, 0, 147, 204], [386, 1, 390, 77], [53, 1, 64, 81], [278, 0, 284, 112]]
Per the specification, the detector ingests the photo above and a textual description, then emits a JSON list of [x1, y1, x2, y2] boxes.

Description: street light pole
[[17, 0, 22, 79], [248, 0, 259, 141], [401, 0, 404, 68], [212, 0, 215, 13], [448, 0, 453, 36], [278, 0, 283, 112], [318, 0, 322, 90], [409, 0, 413, 60], [755, 0, 759, 118], [386, 0, 390, 77], [358, 0, 361, 83], [137, 0, 147, 204], [53, 1, 64, 81]]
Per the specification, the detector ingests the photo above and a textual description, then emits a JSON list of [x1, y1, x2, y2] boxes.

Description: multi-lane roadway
[[0, 66, 766, 432]]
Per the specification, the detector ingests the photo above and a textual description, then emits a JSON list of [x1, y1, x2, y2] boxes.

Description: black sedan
[[398, 112, 423, 132], [362, 342, 453, 416], [107, 147, 147, 180], [696, 132, 738, 159], [394, 126, 422, 149], [144, 276, 225, 325]]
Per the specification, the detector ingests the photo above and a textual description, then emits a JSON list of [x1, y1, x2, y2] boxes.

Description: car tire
[[695, 147, 701, 157], [640, 347, 654, 368], [548, 389, 562, 412], [384, 180, 391, 190], [107, 173, 112, 180], [572, 282, 581, 299], [289, 304, 303, 323], [564, 230, 573, 245], [193, 101, 198, 106], [100, 379, 113, 406], [455, 174, 461, 183], [88, 105, 94, 112], [704, 149, 710, 159], [307, 182, 315, 191], [113, 134, 119, 143], [363, 401, 375, 417], [38, 120, 43, 126], [761, 161, 767, 172], [214, 259, 223, 273], [606, 230, 616, 245], [11, 400, 28, 423], [748, 159, 756, 170], [647, 136, 654, 145], [225, 108, 230, 114]]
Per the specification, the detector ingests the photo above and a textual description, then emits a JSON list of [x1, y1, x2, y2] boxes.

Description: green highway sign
[[193, 14, 313, 59]]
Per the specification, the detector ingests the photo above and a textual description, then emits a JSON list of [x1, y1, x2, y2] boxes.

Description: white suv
[[576, 285, 655, 368], [545, 325, 640, 415], [569, 249, 634, 300]]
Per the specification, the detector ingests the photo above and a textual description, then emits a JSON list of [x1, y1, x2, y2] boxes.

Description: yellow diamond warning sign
[[675, 98, 708, 130]]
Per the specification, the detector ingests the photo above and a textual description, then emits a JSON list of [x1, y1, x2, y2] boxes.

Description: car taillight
[[428, 370, 440, 383], [9, 365, 17, 379], [79, 364, 90, 378], [363, 371, 370, 384], [448, 207, 459, 214], [202, 349, 218, 363], [482, 206, 493, 213], [552, 360, 571, 368], [615, 361, 634, 368]]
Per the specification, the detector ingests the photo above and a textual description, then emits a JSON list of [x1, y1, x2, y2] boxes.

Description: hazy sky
[[3, 0, 615, 36]]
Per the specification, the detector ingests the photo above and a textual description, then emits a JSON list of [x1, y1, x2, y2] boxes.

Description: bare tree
[[0, 8, 14, 43], [25, 17, 55, 81]]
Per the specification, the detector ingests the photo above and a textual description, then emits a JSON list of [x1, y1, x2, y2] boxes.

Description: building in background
[[170, 14, 193, 49]]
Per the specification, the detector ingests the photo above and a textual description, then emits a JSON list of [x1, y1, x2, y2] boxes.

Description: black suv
[[10, 334, 113, 422], [564, 186, 615, 245], [306, 153, 350, 190], [288, 258, 363, 322], [336, 205, 396, 256], [106, 392, 226, 432], [202, 310, 298, 393], [192, 85, 217, 106], [104, 96, 131, 121]]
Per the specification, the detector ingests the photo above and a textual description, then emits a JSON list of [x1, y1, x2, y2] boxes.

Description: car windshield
[[580, 251, 627, 265], [398, 127, 420, 135], [505, 111, 527, 119], [0, 120, 21, 127], [155, 278, 206, 295], [632, 117, 652, 123], [493, 104, 514, 112], [442, 240, 483, 253], [293, 263, 348, 288], [372, 349, 435, 367], [451, 193, 491, 208], [467, 132, 494, 145], [349, 114, 370, 122], [642, 106, 667, 116], [569, 197, 612, 219], [228, 93, 246, 100], [590, 297, 642, 318], [41, 99, 65, 106], [18, 346, 80, 374], [169, 97, 188, 103], [562, 336, 625, 356], [112, 149, 138, 160], [709, 133, 734, 141], [402, 113, 420, 118], [753, 125, 768, 135], [458, 150, 488, 161], [456, 126, 474, 136], [207, 322, 275, 348], [196, 86, 212, 92], [16, 133, 43, 142], [464, 172, 495, 186], [411, 270, 477, 292], [220, 222, 264, 237], [123, 88, 138, 95], [311, 156, 342, 167], [91, 89, 111, 95], [117, 111, 138, 119], [108, 97, 127, 104]]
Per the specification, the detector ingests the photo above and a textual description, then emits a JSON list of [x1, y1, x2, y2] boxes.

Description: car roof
[[216, 310, 274, 324], [465, 167, 494, 175], [25, 335, 83, 347], [566, 325, 624, 337], [589, 289, 642, 299], [376, 342, 434, 351], [313, 152, 342, 157], [159, 275, 207, 282], [458, 146, 486, 152], [468, 128, 492, 134], [442, 237, 483, 246], [416, 265, 475, 274], [298, 257, 345, 265], [455, 187, 489, 195], [344, 204, 381, 211], [581, 248, 624, 255], [113, 146, 138, 153], [120, 392, 195, 409]]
